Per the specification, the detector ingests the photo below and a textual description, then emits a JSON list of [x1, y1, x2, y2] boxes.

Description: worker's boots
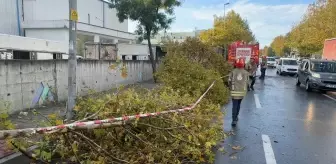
[[231, 117, 238, 126]]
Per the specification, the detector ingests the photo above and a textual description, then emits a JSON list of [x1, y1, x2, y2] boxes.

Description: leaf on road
[[227, 130, 236, 136], [230, 155, 237, 160], [232, 145, 242, 150]]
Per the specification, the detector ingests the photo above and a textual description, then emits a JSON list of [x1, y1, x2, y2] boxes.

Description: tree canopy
[[109, 0, 181, 78], [261, 46, 275, 57], [270, 35, 290, 57], [282, 0, 336, 56], [199, 11, 255, 48]]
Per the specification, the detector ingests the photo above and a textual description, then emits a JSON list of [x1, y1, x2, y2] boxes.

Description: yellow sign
[[70, 9, 78, 21]]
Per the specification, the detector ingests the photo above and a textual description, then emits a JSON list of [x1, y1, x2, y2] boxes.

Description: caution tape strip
[[0, 80, 218, 139]]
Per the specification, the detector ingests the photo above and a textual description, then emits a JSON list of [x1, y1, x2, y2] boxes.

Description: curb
[[0, 145, 37, 163]]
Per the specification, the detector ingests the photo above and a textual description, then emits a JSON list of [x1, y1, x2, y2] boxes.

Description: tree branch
[[166, 131, 200, 146], [10, 141, 48, 164], [64, 134, 81, 163], [137, 122, 184, 130], [72, 131, 129, 164]]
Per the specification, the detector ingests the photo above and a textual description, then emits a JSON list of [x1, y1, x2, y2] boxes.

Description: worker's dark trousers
[[232, 99, 243, 121], [260, 68, 266, 79], [249, 76, 256, 88]]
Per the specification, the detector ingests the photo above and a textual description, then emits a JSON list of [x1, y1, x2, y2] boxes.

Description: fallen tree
[[2, 38, 231, 163]]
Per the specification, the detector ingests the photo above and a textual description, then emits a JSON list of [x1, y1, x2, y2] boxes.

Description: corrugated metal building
[[0, 0, 134, 42], [0, 0, 23, 36]]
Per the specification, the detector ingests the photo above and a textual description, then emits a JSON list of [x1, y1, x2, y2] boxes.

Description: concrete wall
[[118, 43, 154, 60], [25, 29, 69, 43], [0, 60, 153, 113], [0, 34, 68, 54]]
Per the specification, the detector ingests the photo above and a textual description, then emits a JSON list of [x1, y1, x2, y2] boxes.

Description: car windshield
[[283, 60, 298, 65], [311, 61, 336, 73], [267, 58, 275, 61]]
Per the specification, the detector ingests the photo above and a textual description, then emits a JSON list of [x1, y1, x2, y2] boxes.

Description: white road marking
[[324, 94, 336, 102], [254, 94, 262, 109], [262, 134, 277, 164]]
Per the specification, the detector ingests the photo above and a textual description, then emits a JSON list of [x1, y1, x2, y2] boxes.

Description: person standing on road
[[259, 56, 267, 79], [228, 58, 249, 126], [246, 58, 258, 91]]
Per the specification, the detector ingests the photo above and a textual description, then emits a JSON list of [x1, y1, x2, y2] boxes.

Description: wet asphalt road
[[3, 69, 336, 164], [215, 68, 336, 164]]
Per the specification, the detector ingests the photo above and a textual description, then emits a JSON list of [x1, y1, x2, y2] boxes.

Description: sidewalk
[[0, 80, 157, 161]]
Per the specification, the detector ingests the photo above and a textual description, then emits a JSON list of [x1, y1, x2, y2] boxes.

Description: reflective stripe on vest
[[231, 91, 246, 97]]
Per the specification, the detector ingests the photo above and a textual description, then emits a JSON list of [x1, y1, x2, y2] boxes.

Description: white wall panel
[[0, 0, 22, 35]]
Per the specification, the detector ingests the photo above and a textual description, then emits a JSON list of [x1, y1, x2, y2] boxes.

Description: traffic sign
[[70, 9, 78, 21]]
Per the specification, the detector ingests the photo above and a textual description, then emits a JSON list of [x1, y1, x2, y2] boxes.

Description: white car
[[267, 57, 276, 68], [276, 58, 299, 75]]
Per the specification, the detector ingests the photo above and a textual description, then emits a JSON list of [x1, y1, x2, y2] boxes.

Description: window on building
[[53, 53, 62, 59], [13, 51, 30, 60]]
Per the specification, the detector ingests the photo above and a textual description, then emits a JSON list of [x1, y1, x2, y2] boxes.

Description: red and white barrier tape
[[0, 81, 217, 139]]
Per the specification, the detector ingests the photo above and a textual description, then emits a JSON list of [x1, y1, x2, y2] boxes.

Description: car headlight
[[311, 73, 320, 78]]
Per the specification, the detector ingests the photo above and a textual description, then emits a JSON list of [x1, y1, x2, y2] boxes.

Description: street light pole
[[223, 2, 230, 60], [224, 2, 230, 18], [67, 0, 78, 120]]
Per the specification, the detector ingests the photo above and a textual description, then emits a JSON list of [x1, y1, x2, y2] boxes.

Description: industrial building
[[0, 0, 159, 60]]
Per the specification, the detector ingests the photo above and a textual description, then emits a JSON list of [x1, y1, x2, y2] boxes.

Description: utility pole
[[223, 2, 230, 18], [67, 0, 78, 120], [223, 2, 230, 60]]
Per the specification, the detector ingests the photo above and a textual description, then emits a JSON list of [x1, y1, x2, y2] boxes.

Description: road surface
[[3, 69, 336, 164], [215, 68, 336, 164]]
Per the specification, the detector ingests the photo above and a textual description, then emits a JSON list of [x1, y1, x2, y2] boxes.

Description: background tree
[[199, 11, 255, 50], [278, 0, 336, 57], [109, 0, 181, 81], [262, 46, 275, 57], [270, 35, 289, 57]]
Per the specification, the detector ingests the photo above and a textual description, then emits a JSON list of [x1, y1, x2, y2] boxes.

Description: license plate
[[326, 84, 336, 88]]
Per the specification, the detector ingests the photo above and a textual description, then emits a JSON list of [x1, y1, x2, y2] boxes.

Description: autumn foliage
[[274, 0, 336, 56], [3, 38, 231, 163], [199, 11, 255, 48]]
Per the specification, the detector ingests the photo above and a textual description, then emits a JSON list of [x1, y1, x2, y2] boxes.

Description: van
[[276, 58, 299, 75], [297, 59, 336, 92]]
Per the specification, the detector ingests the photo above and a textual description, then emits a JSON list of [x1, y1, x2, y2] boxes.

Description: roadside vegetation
[[0, 1, 258, 163], [269, 0, 336, 57]]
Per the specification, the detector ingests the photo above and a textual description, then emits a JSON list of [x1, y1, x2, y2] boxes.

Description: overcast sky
[[128, 0, 314, 47]]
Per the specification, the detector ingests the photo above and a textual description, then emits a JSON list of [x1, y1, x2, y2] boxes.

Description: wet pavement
[[215, 68, 336, 164]]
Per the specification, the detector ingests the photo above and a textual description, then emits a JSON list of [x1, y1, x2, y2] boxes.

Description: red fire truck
[[228, 41, 260, 65]]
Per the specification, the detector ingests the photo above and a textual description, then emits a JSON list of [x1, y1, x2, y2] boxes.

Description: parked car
[[296, 59, 336, 92], [276, 58, 299, 75], [267, 57, 276, 68]]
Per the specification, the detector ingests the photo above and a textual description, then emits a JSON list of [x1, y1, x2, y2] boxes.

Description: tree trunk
[[147, 33, 157, 83]]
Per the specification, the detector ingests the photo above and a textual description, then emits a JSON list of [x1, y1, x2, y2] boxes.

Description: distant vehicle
[[267, 57, 276, 68], [228, 41, 260, 65], [296, 59, 336, 93], [276, 58, 299, 75], [322, 38, 336, 60]]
